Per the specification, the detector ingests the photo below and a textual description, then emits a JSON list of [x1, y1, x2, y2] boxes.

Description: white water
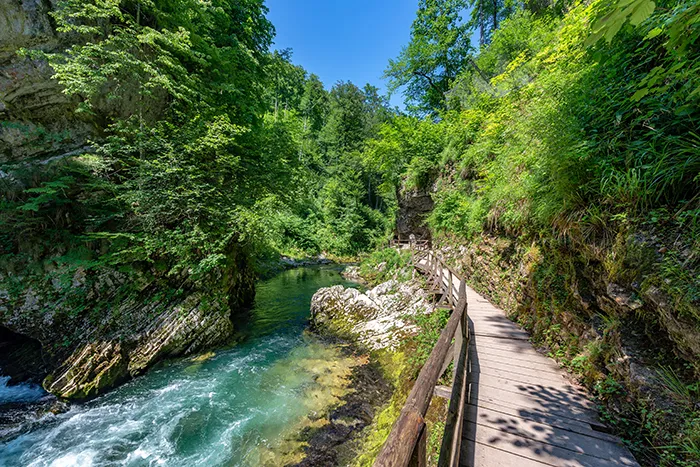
[[0, 266, 356, 467], [0, 376, 45, 405]]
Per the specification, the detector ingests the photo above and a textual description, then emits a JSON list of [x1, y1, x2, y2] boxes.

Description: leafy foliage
[[370, 1, 699, 463], [3, 0, 403, 288], [385, 0, 473, 114]]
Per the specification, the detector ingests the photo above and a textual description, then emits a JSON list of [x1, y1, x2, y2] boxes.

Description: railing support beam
[[378, 241, 469, 467]]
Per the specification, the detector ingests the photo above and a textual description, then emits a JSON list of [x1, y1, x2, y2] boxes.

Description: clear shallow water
[[0, 266, 356, 467]]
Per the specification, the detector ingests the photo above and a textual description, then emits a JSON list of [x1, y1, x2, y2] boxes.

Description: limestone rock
[[341, 266, 362, 282], [311, 280, 430, 350], [396, 187, 433, 240], [606, 283, 643, 310], [0, 247, 255, 400], [127, 295, 234, 375], [44, 341, 128, 400], [0, 0, 92, 166]]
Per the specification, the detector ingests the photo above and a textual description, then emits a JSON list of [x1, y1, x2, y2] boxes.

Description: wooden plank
[[468, 364, 587, 393], [469, 355, 573, 380], [469, 345, 561, 369], [461, 440, 555, 467], [467, 316, 519, 325], [468, 381, 602, 426], [434, 385, 452, 399], [469, 320, 530, 334], [471, 377, 598, 414], [470, 338, 546, 357], [472, 331, 531, 341], [465, 405, 634, 461], [462, 421, 639, 467], [471, 321, 531, 335], [440, 342, 456, 378], [467, 399, 617, 443], [469, 365, 574, 389]]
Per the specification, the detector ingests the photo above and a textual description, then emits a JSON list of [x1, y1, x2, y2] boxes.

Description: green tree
[[265, 49, 307, 120], [467, 0, 519, 46], [301, 74, 329, 136], [362, 84, 394, 140], [384, 0, 473, 115], [319, 81, 368, 157]]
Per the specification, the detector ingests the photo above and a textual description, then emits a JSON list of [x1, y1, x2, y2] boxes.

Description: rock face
[[396, 187, 433, 240], [310, 280, 430, 350], [0, 0, 93, 167], [0, 245, 255, 400]]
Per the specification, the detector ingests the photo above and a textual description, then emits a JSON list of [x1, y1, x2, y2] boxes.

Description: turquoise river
[[0, 266, 359, 467]]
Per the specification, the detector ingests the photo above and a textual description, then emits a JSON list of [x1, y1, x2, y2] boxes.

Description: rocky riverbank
[[311, 280, 429, 351], [304, 275, 436, 465], [288, 340, 392, 467], [0, 243, 255, 401]]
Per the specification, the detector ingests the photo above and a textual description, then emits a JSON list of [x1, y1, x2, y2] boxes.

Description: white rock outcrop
[[311, 280, 431, 351]]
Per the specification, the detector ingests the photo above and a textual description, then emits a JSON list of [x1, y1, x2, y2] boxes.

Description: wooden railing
[[390, 234, 430, 251], [374, 245, 470, 467]]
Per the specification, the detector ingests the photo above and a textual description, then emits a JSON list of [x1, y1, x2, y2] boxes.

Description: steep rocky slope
[[1, 0, 93, 167], [0, 1, 257, 400], [433, 232, 699, 464], [0, 242, 255, 400]]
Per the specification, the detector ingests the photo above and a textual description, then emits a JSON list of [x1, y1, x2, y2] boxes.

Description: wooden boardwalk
[[437, 265, 640, 466], [375, 244, 639, 467]]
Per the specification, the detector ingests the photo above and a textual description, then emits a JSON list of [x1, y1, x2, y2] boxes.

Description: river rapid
[[0, 266, 359, 467]]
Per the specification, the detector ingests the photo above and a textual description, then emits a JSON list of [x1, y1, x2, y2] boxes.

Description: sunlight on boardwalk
[[460, 284, 639, 467], [414, 253, 640, 467]]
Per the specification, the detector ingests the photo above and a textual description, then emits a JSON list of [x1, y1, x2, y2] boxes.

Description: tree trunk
[[492, 0, 498, 32], [479, 0, 485, 46]]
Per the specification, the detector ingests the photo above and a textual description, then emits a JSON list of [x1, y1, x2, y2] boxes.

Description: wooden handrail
[[375, 246, 469, 467]]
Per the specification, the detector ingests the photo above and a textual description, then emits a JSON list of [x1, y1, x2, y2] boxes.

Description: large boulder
[[310, 280, 430, 350]]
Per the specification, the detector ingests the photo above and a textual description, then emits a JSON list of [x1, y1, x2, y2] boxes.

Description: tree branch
[[468, 58, 491, 85], [413, 71, 443, 96]]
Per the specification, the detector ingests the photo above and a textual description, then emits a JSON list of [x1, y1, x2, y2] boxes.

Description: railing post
[[410, 243, 416, 280], [409, 424, 427, 467], [448, 270, 453, 306], [453, 322, 462, 381]]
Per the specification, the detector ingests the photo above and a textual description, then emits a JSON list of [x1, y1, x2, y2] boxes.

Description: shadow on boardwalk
[[461, 316, 638, 467]]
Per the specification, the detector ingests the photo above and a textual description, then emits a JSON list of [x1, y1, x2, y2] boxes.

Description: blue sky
[[265, 0, 419, 109]]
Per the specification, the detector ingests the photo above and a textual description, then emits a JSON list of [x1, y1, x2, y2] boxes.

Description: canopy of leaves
[[384, 0, 473, 115]]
